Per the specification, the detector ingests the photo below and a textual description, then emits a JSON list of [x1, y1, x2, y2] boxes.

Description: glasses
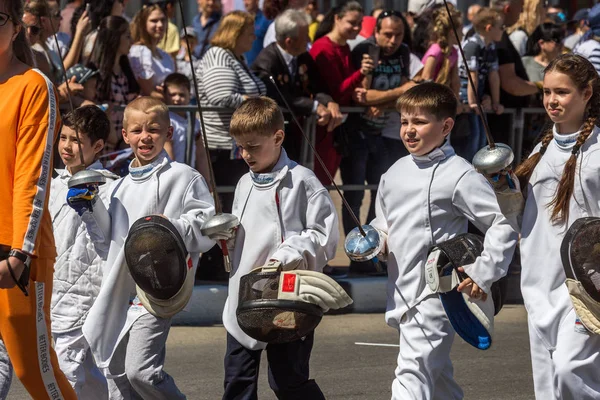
[[377, 10, 402, 23], [27, 24, 41, 35], [0, 12, 10, 27]]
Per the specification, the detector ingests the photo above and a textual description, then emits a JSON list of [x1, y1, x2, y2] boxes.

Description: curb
[[173, 274, 523, 326]]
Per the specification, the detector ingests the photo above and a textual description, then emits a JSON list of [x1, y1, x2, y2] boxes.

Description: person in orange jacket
[[0, 0, 77, 398]]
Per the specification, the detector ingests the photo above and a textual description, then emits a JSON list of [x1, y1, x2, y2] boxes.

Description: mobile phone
[[85, 3, 91, 15], [368, 44, 380, 68]]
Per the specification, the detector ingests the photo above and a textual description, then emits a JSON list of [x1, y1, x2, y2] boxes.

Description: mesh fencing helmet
[[426, 233, 505, 350], [561, 217, 600, 334], [237, 268, 352, 344], [125, 215, 194, 318]]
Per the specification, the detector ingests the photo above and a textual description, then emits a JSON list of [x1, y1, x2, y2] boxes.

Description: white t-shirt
[[509, 29, 528, 57], [128, 44, 176, 87], [382, 53, 424, 140], [170, 111, 200, 166]]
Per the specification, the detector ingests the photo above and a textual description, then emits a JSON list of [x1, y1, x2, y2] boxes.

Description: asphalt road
[[7, 305, 533, 400]]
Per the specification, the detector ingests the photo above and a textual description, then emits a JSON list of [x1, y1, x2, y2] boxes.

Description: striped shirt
[[573, 39, 600, 76], [196, 46, 267, 150]]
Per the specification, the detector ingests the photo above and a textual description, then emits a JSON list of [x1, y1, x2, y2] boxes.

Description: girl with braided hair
[[516, 53, 600, 399]]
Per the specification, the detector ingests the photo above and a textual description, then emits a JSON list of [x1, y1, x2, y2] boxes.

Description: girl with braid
[[516, 53, 600, 399]]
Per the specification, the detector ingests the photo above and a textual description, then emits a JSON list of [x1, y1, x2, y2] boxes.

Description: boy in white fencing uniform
[[369, 83, 518, 399], [50, 106, 118, 398], [67, 97, 216, 399], [211, 97, 339, 400]]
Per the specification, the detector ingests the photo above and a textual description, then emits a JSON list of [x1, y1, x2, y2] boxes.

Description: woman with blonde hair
[[0, 0, 76, 398], [129, 4, 175, 97], [197, 10, 267, 212], [506, 0, 546, 56]]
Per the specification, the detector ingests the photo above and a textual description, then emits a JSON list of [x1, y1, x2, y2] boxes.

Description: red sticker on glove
[[282, 273, 297, 292]]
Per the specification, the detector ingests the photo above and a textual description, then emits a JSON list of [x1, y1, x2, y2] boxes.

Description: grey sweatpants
[[107, 312, 186, 400], [0, 340, 12, 400]]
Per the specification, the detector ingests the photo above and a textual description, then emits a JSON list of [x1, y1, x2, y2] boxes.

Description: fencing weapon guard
[[561, 217, 600, 334], [236, 264, 352, 343], [426, 234, 498, 350], [124, 215, 194, 318], [176, 0, 238, 272]]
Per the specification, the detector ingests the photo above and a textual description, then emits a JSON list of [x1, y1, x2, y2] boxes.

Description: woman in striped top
[[197, 10, 267, 212]]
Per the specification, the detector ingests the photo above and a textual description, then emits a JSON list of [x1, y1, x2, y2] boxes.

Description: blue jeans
[[339, 131, 390, 235]]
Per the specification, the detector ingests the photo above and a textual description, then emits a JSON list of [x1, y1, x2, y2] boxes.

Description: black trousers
[[223, 332, 325, 400]]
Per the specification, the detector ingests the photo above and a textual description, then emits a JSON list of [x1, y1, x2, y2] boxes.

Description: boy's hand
[[492, 103, 504, 115], [353, 87, 367, 104], [456, 266, 487, 301], [67, 185, 98, 216], [208, 226, 237, 241]]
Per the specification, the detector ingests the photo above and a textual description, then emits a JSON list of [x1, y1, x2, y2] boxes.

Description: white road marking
[[354, 342, 399, 348]]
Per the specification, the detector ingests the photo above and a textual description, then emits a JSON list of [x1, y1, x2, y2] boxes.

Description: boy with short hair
[[68, 97, 216, 399], [163, 72, 211, 185], [458, 7, 505, 161], [50, 105, 118, 398], [370, 83, 517, 398], [215, 97, 339, 399]]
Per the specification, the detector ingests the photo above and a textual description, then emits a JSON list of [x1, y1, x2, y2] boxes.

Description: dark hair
[[411, 4, 443, 59], [164, 73, 191, 91], [515, 54, 600, 224], [263, 0, 288, 20], [314, 0, 363, 42], [73, 0, 120, 32], [6, 0, 34, 65], [63, 105, 110, 144], [23, 0, 49, 18], [90, 16, 140, 102], [397, 82, 458, 121], [525, 22, 564, 56]]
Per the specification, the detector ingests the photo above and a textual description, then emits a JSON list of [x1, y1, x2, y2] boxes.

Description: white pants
[[54, 329, 108, 400], [107, 313, 185, 400], [392, 295, 463, 400], [529, 308, 600, 400]]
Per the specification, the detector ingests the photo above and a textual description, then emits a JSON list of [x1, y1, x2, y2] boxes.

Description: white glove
[[276, 270, 353, 312], [486, 170, 524, 226], [208, 226, 237, 241]]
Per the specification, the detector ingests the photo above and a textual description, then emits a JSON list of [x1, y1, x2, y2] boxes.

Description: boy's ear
[[485, 24, 492, 33], [122, 129, 130, 144], [274, 129, 285, 146], [92, 139, 105, 156], [442, 117, 455, 137], [167, 126, 174, 141]]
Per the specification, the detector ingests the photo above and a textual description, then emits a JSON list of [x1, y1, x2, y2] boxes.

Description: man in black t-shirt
[[488, 0, 541, 146]]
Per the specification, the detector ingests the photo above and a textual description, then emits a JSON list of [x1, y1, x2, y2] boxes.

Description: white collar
[[129, 150, 170, 181], [249, 148, 292, 189], [276, 43, 295, 67], [552, 124, 582, 151], [55, 160, 104, 179], [411, 139, 455, 164]]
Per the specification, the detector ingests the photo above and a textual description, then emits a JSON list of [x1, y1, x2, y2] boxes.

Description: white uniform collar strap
[[55, 160, 105, 179], [249, 148, 291, 189], [411, 139, 454, 164], [129, 150, 170, 181], [553, 124, 583, 151]]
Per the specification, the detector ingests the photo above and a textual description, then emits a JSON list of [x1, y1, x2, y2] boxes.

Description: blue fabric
[[439, 290, 492, 350], [66, 186, 98, 216], [192, 13, 222, 59], [245, 10, 271, 66]]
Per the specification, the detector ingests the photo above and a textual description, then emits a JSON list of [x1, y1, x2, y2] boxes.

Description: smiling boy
[[68, 97, 216, 398], [369, 83, 517, 399]]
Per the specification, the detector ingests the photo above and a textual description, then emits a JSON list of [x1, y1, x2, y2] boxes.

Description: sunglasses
[[27, 24, 42, 35], [0, 12, 10, 27], [377, 10, 402, 23]]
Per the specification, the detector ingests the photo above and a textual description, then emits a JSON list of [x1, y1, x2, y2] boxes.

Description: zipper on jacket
[[275, 191, 284, 243]]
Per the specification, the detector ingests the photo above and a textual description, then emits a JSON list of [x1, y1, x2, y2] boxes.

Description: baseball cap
[[62, 64, 98, 85], [570, 8, 590, 23], [588, 4, 600, 35], [180, 26, 196, 39]]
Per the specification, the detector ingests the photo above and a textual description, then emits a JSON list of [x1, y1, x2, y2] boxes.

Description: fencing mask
[[124, 215, 194, 318], [425, 233, 501, 350], [561, 217, 600, 335], [237, 267, 352, 344]]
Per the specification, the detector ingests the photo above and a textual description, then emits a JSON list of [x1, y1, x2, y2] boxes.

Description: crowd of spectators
[[30, 0, 600, 275]]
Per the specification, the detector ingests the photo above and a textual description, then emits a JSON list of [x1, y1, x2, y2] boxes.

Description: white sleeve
[[452, 169, 519, 293], [168, 174, 216, 254], [81, 186, 114, 260], [270, 188, 339, 272], [128, 45, 155, 80], [370, 174, 389, 234]]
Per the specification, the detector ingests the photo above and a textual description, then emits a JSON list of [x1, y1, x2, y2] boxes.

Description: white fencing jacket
[[520, 126, 600, 347], [81, 151, 216, 368], [371, 140, 518, 326], [49, 162, 118, 334], [223, 149, 339, 350]]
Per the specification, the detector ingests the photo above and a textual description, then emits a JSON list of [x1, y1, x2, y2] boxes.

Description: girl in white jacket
[[515, 53, 600, 399]]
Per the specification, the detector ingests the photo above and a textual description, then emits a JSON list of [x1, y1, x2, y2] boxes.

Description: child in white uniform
[[369, 82, 518, 399], [515, 53, 600, 399], [217, 97, 339, 400], [68, 97, 216, 399], [50, 106, 118, 399]]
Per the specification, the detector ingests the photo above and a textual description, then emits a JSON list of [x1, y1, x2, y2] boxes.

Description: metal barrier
[[110, 104, 549, 191]]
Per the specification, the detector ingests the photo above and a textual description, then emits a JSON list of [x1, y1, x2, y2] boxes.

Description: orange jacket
[[0, 69, 60, 259]]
